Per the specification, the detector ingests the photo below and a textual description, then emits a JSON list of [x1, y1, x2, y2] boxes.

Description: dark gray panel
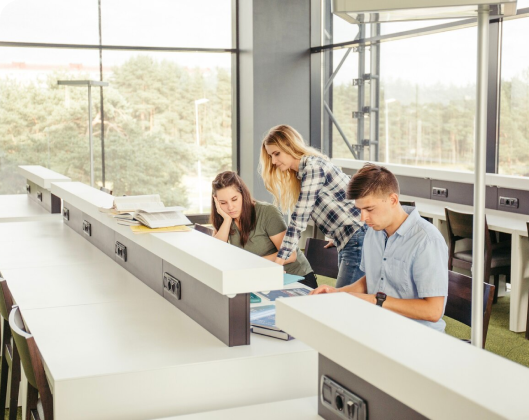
[[430, 180, 473, 206], [26, 180, 53, 213], [114, 232, 163, 295], [162, 260, 250, 347], [341, 168, 356, 177], [62, 201, 83, 234], [397, 175, 430, 199], [486, 186, 497, 210], [497, 188, 529, 215], [81, 213, 115, 259], [318, 354, 427, 420]]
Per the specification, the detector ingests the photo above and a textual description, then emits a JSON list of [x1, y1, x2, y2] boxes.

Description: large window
[[0, 0, 235, 213], [499, 15, 529, 177]]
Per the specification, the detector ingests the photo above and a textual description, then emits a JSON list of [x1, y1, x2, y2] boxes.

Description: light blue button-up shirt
[[359, 207, 448, 332]]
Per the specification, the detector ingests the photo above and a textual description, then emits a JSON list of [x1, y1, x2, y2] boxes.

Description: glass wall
[[499, 15, 529, 177], [0, 0, 234, 213]]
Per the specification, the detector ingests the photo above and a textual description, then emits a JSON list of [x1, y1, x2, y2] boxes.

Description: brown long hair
[[258, 124, 326, 212], [210, 171, 256, 246]]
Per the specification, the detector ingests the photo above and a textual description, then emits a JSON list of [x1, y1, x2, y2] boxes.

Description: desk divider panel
[[81, 212, 116, 260], [114, 232, 164, 296], [318, 354, 426, 420], [26, 180, 61, 214], [58, 195, 255, 347], [163, 260, 250, 346]]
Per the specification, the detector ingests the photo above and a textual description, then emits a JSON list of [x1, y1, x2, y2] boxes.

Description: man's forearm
[[378, 296, 444, 322], [339, 276, 367, 294]]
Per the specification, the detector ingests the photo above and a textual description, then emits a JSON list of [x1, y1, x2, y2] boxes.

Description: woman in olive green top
[[210, 171, 317, 288]]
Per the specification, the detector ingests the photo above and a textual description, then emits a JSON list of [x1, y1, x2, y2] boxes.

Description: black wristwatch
[[376, 292, 387, 307]]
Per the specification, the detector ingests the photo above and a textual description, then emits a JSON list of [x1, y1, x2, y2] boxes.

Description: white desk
[[277, 293, 529, 420], [400, 194, 529, 332], [0, 220, 317, 420], [17, 165, 71, 189], [0, 195, 61, 222], [157, 397, 321, 420]]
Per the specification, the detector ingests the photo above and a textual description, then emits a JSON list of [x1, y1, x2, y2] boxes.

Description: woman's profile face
[[264, 144, 296, 171], [215, 186, 243, 220]]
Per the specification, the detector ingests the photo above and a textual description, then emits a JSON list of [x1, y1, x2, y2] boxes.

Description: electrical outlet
[[82, 220, 92, 237], [321, 375, 367, 420], [115, 241, 127, 262], [26, 184, 31, 194], [432, 187, 448, 198], [62, 207, 69, 221], [499, 196, 519, 209], [163, 272, 181, 300], [37, 191, 43, 201]]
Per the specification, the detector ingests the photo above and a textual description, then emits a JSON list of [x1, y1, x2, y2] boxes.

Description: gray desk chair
[[9, 306, 53, 420], [445, 208, 510, 304], [304, 238, 339, 279], [399, 200, 416, 207], [444, 270, 495, 348], [0, 278, 20, 420]]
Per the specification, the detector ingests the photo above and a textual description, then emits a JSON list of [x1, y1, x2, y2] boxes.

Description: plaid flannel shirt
[[277, 156, 363, 260]]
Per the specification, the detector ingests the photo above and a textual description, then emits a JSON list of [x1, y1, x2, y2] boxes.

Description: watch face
[[376, 292, 386, 299]]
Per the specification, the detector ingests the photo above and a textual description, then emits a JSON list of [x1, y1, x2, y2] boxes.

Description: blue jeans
[[336, 226, 367, 289]]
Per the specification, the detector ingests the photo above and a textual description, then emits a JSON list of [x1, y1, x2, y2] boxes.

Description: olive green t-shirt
[[229, 201, 313, 277]]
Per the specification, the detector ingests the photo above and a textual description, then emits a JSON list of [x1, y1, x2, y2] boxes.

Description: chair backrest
[[444, 270, 495, 347], [194, 224, 214, 236], [399, 201, 416, 207], [304, 238, 339, 279], [0, 277, 15, 321], [186, 214, 211, 225], [100, 186, 113, 195]]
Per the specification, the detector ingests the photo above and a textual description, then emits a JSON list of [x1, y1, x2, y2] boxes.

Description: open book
[[99, 194, 165, 214], [134, 206, 191, 229]]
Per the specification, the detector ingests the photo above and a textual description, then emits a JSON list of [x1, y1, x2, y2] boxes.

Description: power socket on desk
[[115, 241, 127, 262], [321, 375, 367, 420], [499, 196, 519, 209], [82, 220, 92, 237], [62, 207, 69, 221], [432, 187, 448, 198], [163, 272, 181, 300]]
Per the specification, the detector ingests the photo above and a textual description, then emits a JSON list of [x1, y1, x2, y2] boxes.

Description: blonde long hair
[[259, 125, 326, 212]]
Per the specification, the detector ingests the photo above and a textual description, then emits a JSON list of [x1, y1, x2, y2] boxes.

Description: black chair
[[445, 208, 510, 304], [9, 306, 53, 420], [0, 278, 20, 420], [444, 270, 495, 348], [304, 238, 339, 279], [186, 214, 211, 225], [399, 201, 416, 207], [194, 224, 214, 236]]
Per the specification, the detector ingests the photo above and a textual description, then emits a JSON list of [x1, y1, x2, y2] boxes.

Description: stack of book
[[99, 194, 191, 229]]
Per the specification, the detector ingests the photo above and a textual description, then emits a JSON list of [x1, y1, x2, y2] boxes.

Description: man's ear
[[389, 192, 399, 206]]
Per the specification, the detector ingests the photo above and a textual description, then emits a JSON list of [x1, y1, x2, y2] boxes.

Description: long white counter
[[0, 215, 317, 419], [276, 293, 529, 420], [0, 195, 61, 222], [51, 182, 284, 296]]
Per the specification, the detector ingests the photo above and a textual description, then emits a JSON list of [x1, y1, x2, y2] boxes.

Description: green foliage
[[0, 55, 233, 209]]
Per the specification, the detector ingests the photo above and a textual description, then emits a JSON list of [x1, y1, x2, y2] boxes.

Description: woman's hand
[[213, 196, 232, 221], [323, 239, 335, 248]]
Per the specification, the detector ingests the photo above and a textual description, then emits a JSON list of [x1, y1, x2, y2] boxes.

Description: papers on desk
[[250, 305, 294, 341], [100, 194, 164, 213], [130, 225, 191, 234], [256, 288, 310, 302], [284, 273, 304, 285]]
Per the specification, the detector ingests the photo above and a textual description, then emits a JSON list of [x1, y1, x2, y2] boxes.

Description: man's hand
[[310, 285, 338, 295], [350, 293, 376, 304], [323, 239, 335, 248]]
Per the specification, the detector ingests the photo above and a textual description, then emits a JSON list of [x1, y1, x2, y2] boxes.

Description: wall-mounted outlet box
[[163, 272, 181, 300], [26, 184, 31, 194], [115, 241, 127, 262], [432, 187, 448, 198], [321, 375, 367, 420], [62, 207, 69, 221], [499, 196, 519, 209], [37, 191, 43, 201], [82, 220, 92, 237]]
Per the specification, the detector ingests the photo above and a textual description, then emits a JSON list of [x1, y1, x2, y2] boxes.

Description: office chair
[[399, 201, 416, 207], [0, 278, 20, 420], [304, 238, 339, 279], [194, 224, 214, 236], [445, 208, 510, 303], [9, 306, 53, 420], [186, 214, 211, 225], [444, 270, 495, 348]]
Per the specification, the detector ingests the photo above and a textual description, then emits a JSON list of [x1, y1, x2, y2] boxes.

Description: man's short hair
[[347, 163, 400, 200]]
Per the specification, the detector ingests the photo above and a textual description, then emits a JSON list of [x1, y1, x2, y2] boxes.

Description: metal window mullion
[[486, 18, 502, 174]]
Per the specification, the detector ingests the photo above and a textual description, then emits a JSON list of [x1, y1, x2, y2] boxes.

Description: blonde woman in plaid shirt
[[259, 124, 367, 288]]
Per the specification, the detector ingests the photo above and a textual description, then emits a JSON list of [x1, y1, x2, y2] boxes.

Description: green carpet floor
[[316, 275, 529, 368]]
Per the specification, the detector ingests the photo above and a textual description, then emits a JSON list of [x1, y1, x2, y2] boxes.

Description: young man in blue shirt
[[310, 163, 448, 332]]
